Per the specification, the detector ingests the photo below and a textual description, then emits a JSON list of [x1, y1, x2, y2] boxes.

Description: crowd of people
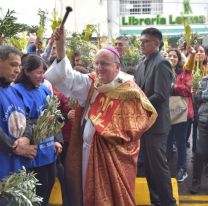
[[0, 25, 208, 206]]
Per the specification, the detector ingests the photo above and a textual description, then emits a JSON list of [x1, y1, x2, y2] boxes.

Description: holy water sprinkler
[[60, 6, 73, 28]]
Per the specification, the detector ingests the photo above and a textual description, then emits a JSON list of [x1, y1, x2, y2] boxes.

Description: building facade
[[110, 0, 208, 37]]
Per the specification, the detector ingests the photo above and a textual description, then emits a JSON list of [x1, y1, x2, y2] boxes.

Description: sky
[[0, 0, 55, 25], [0, 0, 108, 37], [0, 0, 61, 35]]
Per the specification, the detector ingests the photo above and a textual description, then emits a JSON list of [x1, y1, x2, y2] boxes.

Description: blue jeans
[[167, 122, 188, 170], [0, 197, 8, 206]]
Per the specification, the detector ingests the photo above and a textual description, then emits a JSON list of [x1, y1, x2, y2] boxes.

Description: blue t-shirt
[[13, 83, 56, 168], [0, 86, 30, 180]]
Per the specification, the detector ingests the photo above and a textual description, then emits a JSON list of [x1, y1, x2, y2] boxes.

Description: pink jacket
[[174, 70, 194, 119]]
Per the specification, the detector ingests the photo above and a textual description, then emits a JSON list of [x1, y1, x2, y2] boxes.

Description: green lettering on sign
[[144, 18, 151, 25], [121, 15, 206, 26], [132, 17, 138, 25]]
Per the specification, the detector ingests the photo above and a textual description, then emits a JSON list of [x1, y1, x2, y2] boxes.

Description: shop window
[[120, 0, 163, 15]]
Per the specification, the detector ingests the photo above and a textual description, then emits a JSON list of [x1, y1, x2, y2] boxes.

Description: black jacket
[[135, 51, 172, 134]]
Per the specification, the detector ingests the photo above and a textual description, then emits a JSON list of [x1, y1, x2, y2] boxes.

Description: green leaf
[[0, 9, 29, 38], [0, 167, 42, 205], [32, 95, 64, 144]]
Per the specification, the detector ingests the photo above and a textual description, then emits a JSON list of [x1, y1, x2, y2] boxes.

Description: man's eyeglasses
[[140, 40, 153, 45]]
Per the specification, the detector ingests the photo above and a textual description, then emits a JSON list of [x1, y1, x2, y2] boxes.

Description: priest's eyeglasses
[[94, 61, 117, 68]]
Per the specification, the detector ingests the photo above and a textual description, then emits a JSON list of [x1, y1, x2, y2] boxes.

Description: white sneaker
[[176, 168, 188, 182]]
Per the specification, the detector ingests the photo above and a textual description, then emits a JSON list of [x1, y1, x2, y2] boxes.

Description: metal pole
[[107, 0, 112, 43]]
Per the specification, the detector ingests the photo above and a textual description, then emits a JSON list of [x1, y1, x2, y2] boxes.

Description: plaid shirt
[[195, 76, 208, 123]]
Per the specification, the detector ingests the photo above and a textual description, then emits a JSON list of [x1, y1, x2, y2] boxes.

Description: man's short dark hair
[[141, 27, 163, 42], [0, 45, 22, 60]]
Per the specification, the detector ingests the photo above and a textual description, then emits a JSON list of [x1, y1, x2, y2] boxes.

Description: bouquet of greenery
[[116, 35, 142, 74], [66, 29, 98, 67], [120, 46, 141, 72], [36, 9, 48, 41], [50, 0, 63, 32], [6, 33, 28, 52], [32, 95, 64, 145], [0, 167, 42, 206], [51, 8, 62, 32]]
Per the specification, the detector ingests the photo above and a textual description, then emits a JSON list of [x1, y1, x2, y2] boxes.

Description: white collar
[[96, 71, 134, 93]]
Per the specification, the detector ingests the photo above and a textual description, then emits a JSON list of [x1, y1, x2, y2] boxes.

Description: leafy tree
[[0, 9, 28, 38]]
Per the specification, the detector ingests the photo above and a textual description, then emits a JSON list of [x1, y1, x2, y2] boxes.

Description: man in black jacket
[[135, 27, 176, 206]]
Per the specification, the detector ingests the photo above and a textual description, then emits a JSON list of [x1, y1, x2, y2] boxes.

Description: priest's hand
[[67, 109, 75, 124], [54, 27, 66, 61]]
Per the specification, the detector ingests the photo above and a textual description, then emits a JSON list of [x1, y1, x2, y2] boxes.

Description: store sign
[[121, 15, 206, 26]]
